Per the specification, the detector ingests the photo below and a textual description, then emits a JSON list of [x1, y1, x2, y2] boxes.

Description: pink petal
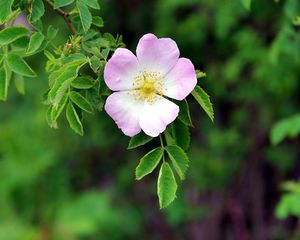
[[136, 33, 180, 75], [163, 58, 197, 100], [105, 91, 143, 137], [104, 48, 139, 91], [139, 96, 179, 137]]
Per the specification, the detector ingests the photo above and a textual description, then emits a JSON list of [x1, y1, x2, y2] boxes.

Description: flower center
[[130, 70, 166, 104]]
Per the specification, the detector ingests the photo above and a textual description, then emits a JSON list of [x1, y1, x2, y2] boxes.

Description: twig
[[45, 0, 76, 35]]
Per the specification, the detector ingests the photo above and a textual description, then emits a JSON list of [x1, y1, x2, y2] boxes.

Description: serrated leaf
[[48, 64, 78, 105], [46, 106, 58, 128], [165, 145, 189, 180], [81, 0, 100, 9], [92, 16, 104, 27], [71, 76, 95, 89], [69, 91, 93, 114], [14, 74, 25, 95], [157, 162, 177, 209], [51, 93, 68, 121], [192, 86, 214, 122], [6, 54, 36, 77], [172, 119, 190, 151], [128, 132, 153, 149], [0, 0, 14, 23], [241, 0, 251, 10], [30, 0, 45, 22], [178, 99, 193, 126], [11, 36, 30, 49], [66, 102, 83, 136], [54, 0, 74, 8], [0, 26, 29, 47], [77, 1, 92, 32], [27, 32, 45, 54], [0, 66, 8, 100], [62, 53, 87, 65], [135, 147, 163, 180]]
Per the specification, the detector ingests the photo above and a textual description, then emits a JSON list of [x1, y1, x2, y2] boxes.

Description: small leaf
[[71, 76, 95, 89], [0, 65, 9, 100], [0, 0, 14, 23], [6, 54, 36, 77], [0, 26, 29, 47], [66, 102, 84, 136], [89, 56, 101, 73], [27, 32, 45, 54], [172, 119, 191, 151], [69, 91, 94, 114], [51, 93, 68, 121], [92, 16, 104, 27], [47, 26, 58, 40], [192, 86, 214, 122], [30, 0, 45, 22], [81, 0, 100, 9], [54, 0, 74, 8], [48, 64, 78, 105], [77, 1, 92, 32], [14, 74, 25, 95], [128, 132, 153, 149], [157, 162, 177, 209], [196, 70, 206, 79], [241, 0, 251, 10], [165, 145, 189, 180], [178, 99, 193, 126], [135, 147, 163, 180]]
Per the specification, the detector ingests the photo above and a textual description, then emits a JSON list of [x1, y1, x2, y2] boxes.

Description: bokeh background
[[1, 0, 300, 239]]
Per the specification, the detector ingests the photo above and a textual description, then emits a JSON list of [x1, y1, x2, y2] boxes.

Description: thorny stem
[[45, 0, 76, 35]]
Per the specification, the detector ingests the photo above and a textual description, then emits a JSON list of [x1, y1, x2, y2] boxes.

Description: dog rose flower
[[104, 33, 197, 137]]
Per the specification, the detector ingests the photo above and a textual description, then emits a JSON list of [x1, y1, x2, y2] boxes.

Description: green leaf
[[6, 54, 36, 77], [27, 32, 45, 55], [51, 93, 68, 121], [157, 162, 177, 209], [172, 119, 191, 151], [92, 16, 104, 27], [0, 27, 29, 47], [47, 26, 58, 40], [128, 132, 153, 149], [192, 86, 214, 122], [69, 91, 93, 114], [48, 64, 78, 105], [54, 0, 74, 8], [30, 0, 45, 22], [46, 106, 58, 128], [0, 0, 14, 23], [71, 76, 95, 89], [135, 147, 163, 180], [178, 99, 193, 126], [66, 102, 84, 136], [62, 53, 87, 65], [89, 56, 101, 73], [241, 0, 251, 10], [81, 0, 100, 9], [196, 70, 206, 79], [77, 1, 92, 32], [270, 114, 300, 145], [0, 66, 8, 100], [14, 74, 25, 95], [165, 145, 189, 180]]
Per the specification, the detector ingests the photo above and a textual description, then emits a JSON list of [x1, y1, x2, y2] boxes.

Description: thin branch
[[45, 0, 76, 35]]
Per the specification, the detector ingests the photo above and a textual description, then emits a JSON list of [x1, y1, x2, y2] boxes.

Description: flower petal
[[105, 91, 143, 137], [104, 48, 139, 91], [136, 33, 180, 75], [139, 96, 179, 137], [163, 58, 197, 100]]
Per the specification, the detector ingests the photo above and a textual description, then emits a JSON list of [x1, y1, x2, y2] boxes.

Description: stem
[[45, 0, 76, 35], [159, 134, 165, 162]]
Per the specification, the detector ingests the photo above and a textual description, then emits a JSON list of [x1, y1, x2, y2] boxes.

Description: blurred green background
[[1, 0, 300, 239]]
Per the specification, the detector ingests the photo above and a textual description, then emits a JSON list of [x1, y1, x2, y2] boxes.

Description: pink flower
[[104, 33, 197, 137]]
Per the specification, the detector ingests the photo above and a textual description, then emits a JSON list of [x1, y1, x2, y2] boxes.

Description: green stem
[[159, 134, 165, 162]]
